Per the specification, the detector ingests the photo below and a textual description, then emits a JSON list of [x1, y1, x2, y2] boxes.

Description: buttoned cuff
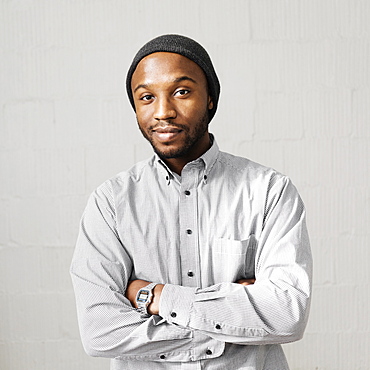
[[159, 284, 197, 328]]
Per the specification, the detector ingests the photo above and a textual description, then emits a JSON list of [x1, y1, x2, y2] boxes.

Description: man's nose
[[153, 97, 177, 121]]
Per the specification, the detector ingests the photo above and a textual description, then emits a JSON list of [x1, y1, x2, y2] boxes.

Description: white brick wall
[[1, 1, 369, 369]]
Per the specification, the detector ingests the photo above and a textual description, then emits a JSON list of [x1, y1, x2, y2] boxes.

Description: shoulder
[[215, 151, 301, 204], [217, 150, 286, 183], [93, 156, 156, 198]]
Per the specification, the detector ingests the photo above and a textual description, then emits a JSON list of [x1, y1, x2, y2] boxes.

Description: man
[[71, 34, 312, 369]]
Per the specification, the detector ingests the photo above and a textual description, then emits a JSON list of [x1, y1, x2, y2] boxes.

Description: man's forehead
[[137, 52, 200, 71], [132, 52, 207, 85]]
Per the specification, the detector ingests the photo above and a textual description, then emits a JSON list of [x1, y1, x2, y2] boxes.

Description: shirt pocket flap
[[215, 237, 252, 255]]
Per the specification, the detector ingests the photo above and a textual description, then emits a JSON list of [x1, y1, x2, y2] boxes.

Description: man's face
[[131, 52, 213, 160]]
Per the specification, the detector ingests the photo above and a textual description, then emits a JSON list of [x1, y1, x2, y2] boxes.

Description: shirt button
[[186, 229, 192, 234], [160, 354, 166, 359], [206, 349, 212, 355], [187, 270, 194, 277], [184, 190, 191, 196], [170, 312, 177, 318], [215, 324, 221, 330]]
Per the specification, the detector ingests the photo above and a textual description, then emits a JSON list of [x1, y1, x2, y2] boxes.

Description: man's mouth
[[152, 126, 183, 142], [153, 126, 182, 133]]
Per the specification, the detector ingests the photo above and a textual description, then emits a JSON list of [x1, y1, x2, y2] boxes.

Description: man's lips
[[152, 126, 183, 142]]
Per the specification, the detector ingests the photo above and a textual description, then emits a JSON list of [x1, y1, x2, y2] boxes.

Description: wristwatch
[[135, 282, 157, 317]]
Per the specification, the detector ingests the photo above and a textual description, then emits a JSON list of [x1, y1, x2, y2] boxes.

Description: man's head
[[126, 34, 220, 121], [126, 35, 220, 165]]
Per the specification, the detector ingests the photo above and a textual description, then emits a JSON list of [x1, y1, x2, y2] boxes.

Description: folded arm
[[125, 279, 255, 315]]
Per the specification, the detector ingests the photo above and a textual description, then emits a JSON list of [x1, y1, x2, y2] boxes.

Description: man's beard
[[137, 111, 209, 159]]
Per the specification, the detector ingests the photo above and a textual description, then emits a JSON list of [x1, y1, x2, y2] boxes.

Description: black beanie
[[126, 34, 220, 121]]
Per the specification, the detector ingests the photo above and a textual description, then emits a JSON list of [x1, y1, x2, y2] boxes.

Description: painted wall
[[1, 1, 369, 369]]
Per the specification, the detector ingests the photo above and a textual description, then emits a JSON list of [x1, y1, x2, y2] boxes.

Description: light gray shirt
[[70, 137, 312, 369]]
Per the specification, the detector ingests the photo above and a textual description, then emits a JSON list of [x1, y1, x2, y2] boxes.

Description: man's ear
[[208, 96, 214, 110]]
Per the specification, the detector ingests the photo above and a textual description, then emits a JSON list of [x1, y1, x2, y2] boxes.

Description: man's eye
[[141, 95, 153, 101], [175, 89, 190, 96]]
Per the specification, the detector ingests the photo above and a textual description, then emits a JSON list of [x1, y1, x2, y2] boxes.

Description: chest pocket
[[212, 236, 257, 283]]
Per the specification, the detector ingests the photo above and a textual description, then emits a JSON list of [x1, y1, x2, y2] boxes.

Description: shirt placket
[[178, 163, 201, 288]]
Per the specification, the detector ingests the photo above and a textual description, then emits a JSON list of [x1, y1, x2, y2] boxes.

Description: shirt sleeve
[[70, 182, 197, 360], [159, 176, 313, 345]]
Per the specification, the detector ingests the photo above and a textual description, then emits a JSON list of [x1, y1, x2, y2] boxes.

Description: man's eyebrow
[[133, 76, 197, 94], [173, 76, 197, 84], [133, 84, 148, 93]]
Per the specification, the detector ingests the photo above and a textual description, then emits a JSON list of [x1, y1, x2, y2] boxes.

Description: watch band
[[135, 282, 157, 317]]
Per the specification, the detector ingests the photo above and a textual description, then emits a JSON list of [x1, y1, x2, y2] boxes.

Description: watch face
[[137, 290, 149, 303]]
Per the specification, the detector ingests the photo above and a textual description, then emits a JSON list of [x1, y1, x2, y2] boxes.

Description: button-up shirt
[[70, 136, 312, 370]]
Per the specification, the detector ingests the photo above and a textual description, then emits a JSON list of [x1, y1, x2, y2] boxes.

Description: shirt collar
[[200, 133, 219, 176]]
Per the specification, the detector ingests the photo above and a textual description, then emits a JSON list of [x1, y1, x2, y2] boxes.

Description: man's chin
[[149, 140, 189, 158], [153, 147, 186, 159]]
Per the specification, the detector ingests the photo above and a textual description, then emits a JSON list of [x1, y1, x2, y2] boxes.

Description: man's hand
[[126, 279, 164, 316], [147, 284, 164, 315], [236, 278, 256, 286]]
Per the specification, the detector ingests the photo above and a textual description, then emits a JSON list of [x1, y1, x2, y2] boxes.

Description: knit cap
[[126, 34, 220, 121]]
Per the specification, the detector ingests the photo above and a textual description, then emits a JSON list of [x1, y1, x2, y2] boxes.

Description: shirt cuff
[[159, 284, 197, 328]]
